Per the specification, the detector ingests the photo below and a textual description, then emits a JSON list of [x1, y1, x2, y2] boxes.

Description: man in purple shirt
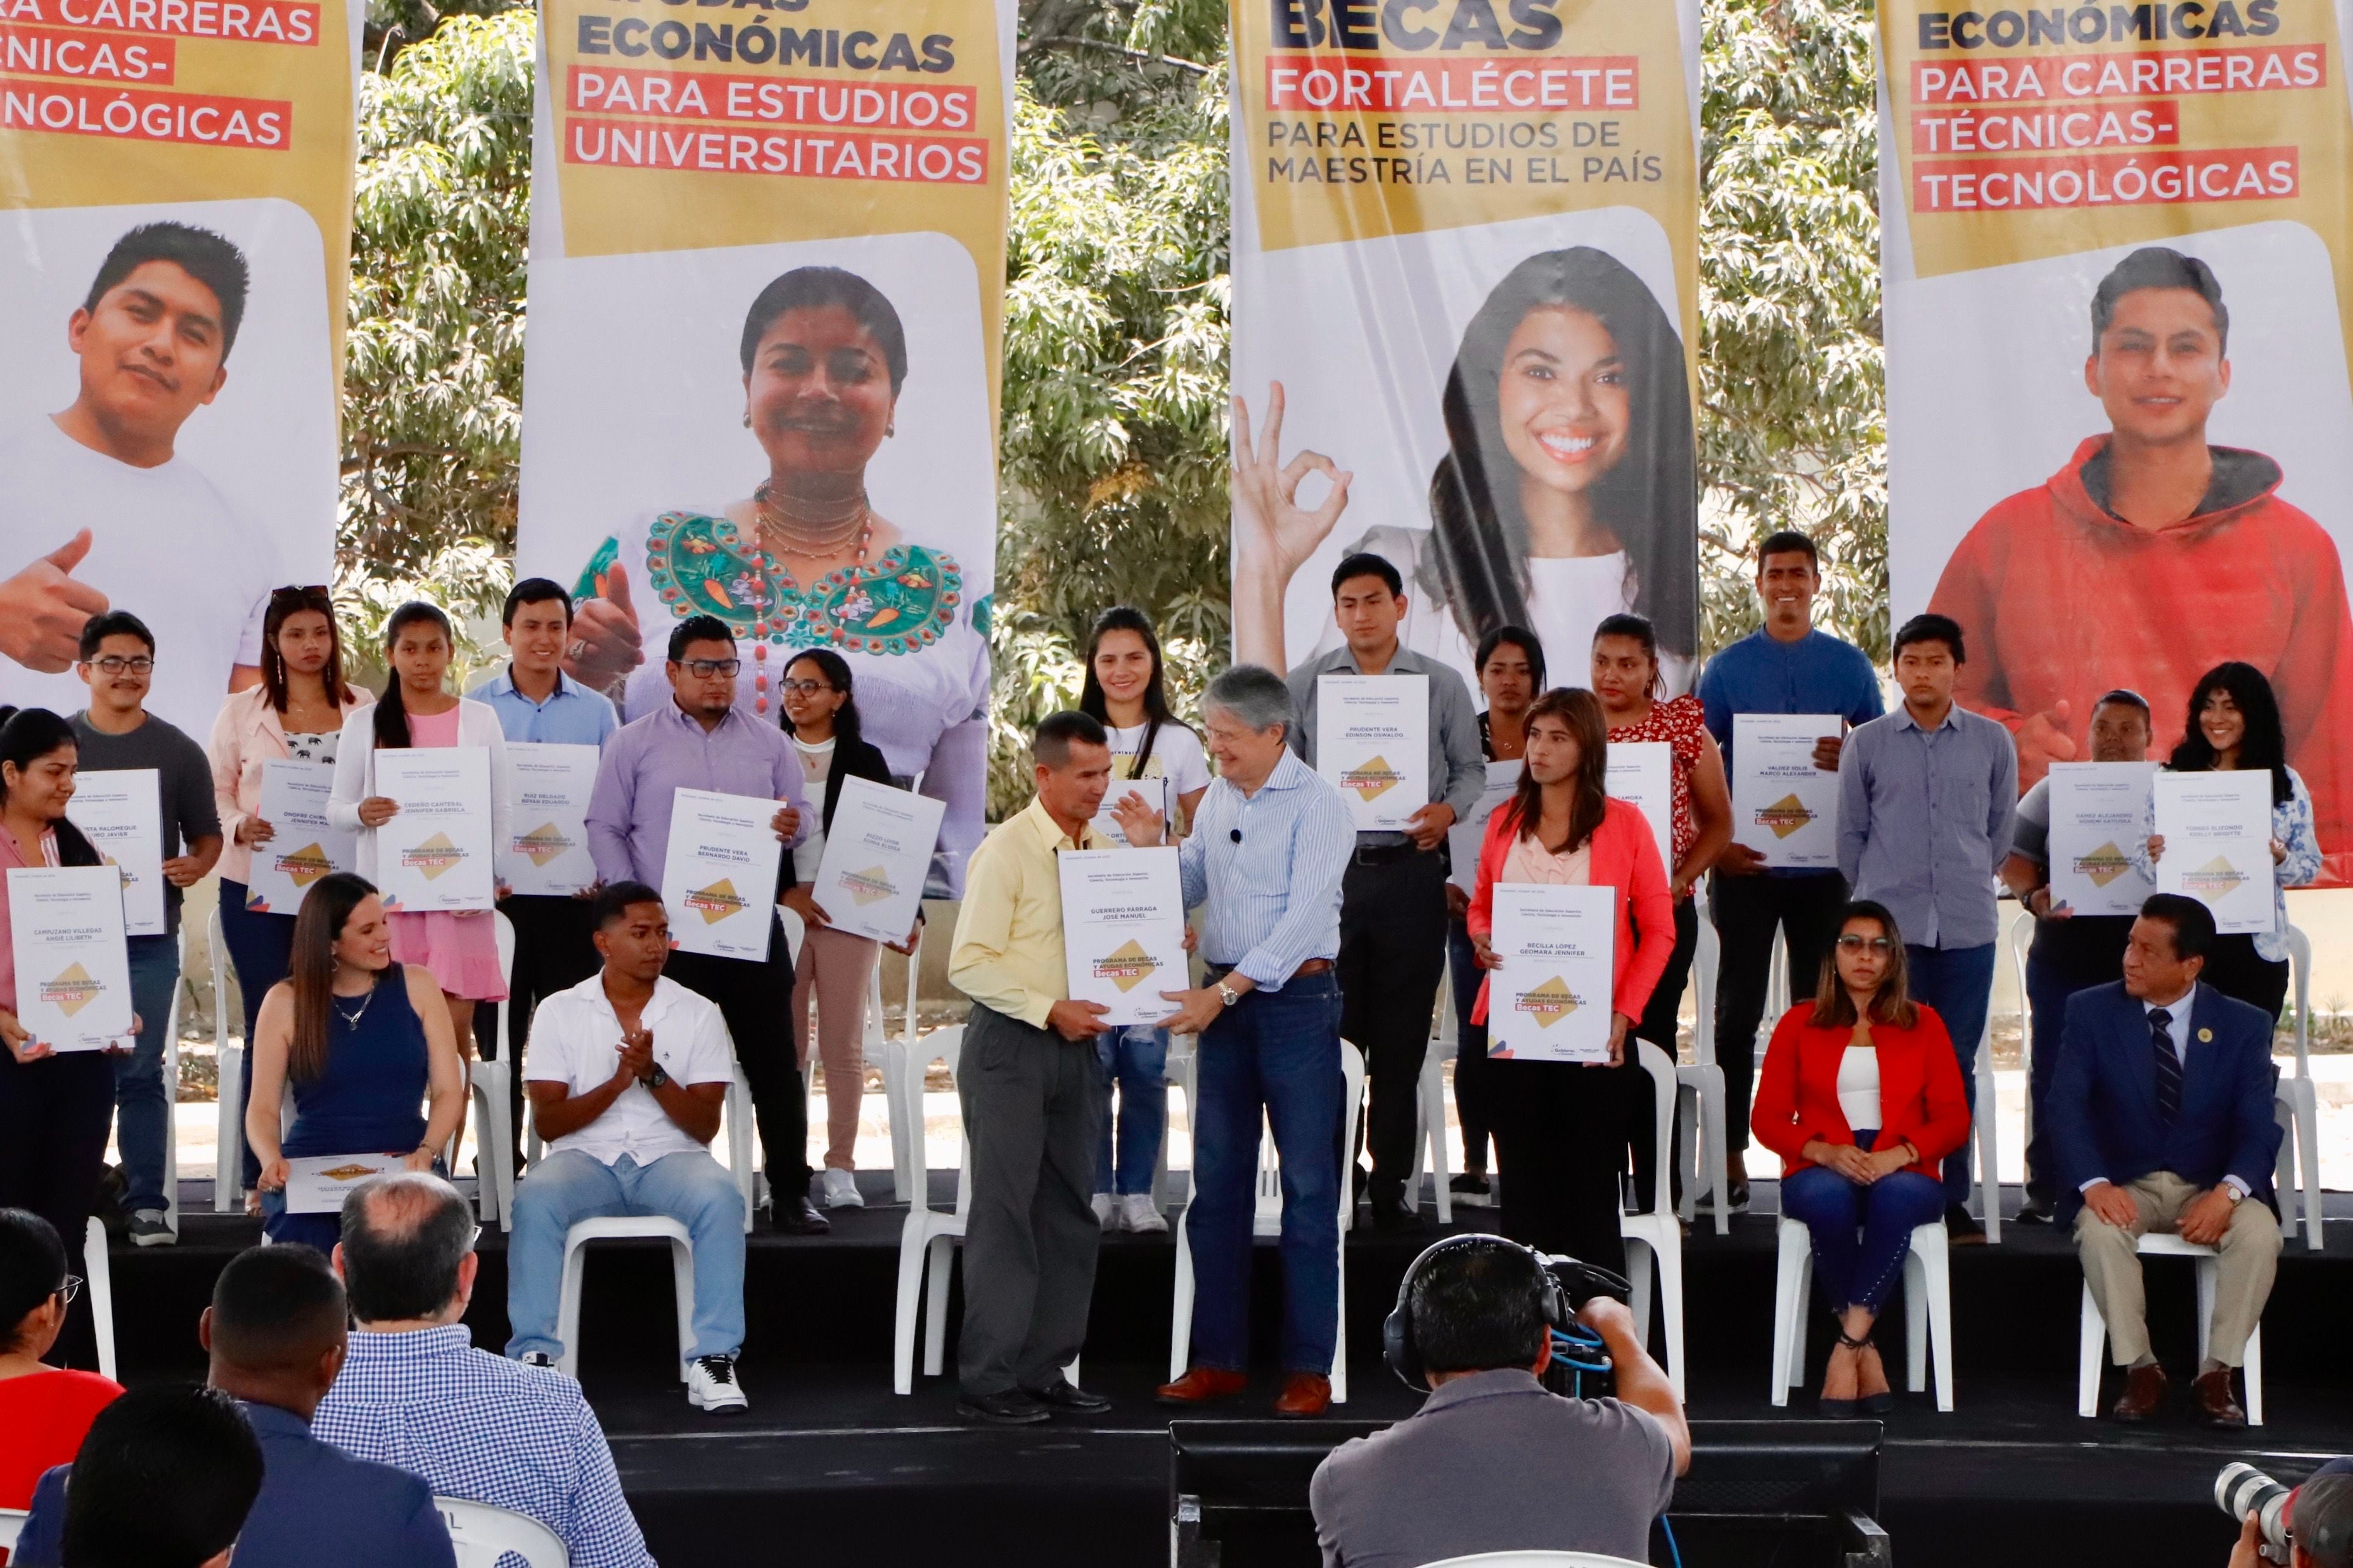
[[586, 613, 826, 1232]]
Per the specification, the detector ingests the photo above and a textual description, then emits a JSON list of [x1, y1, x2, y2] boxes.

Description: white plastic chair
[[1405, 953, 1456, 1224], [859, 926, 923, 1204], [469, 912, 518, 1229], [553, 1214, 696, 1382], [160, 921, 189, 1236], [1969, 1006, 2001, 1244], [1424, 1554, 1649, 1568], [84, 1216, 116, 1383], [891, 1024, 971, 1393], [1167, 1041, 1368, 1403], [2005, 906, 2035, 1183], [435, 1496, 570, 1568], [2077, 1232, 2263, 1424], [210, 903, 248, 1213], [1155, 1031, 1197, 1212], [1621, 1040, 1686, 1398], [2279, 926, 2324, 1249], [1769, 1215, 1953, 1412], [1675, 919, 1730, 1234], [0, 1509, 26, 1553]]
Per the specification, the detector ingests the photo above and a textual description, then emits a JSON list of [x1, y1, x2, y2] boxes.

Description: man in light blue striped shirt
[[1137, 665, 1354, 1418]]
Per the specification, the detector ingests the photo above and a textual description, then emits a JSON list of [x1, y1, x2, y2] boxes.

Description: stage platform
[[104, 1176, 2353, 1567]]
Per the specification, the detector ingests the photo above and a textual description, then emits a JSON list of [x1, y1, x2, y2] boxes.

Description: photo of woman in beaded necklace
[[558, 264, 991, 895]]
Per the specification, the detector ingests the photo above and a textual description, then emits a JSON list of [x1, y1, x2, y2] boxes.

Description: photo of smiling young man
[[1926, 246, 2353, 880], [0, 220, 281, 736]]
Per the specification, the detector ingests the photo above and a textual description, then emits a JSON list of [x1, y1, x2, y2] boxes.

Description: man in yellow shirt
[[947, 710, 1124, 1424]]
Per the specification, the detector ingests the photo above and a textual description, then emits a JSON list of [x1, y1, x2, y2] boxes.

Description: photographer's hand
[[2228, 1512, 2263, 1568]]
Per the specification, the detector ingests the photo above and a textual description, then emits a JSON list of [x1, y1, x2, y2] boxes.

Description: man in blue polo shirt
[[1695, 531, 1883, 1209], [469, 577, 622, 1165]]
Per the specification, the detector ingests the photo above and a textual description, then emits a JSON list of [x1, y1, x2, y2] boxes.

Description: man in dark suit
[[15, 1244, 456, 1568], [2049, 892, 2282, 1429]]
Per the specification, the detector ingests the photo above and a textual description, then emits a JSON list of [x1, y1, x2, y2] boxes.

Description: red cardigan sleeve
[[1906, 1007, 1972, 1166], [1610, 800, 1676, 1022], [1748, 1007, 1816, 1168]]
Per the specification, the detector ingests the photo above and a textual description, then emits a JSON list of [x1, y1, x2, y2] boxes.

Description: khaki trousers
[[2074, 1171, 2280, 1368]]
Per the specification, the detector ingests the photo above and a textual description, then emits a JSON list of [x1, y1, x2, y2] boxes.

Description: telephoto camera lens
[[2217, 1463, 2295, 1561]]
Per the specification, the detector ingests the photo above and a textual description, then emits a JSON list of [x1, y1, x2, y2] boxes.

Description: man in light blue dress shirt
[[1141, 664, 1355, 1419], [1838, 612, 2018, 1241], [468, 578, 622, 1169]]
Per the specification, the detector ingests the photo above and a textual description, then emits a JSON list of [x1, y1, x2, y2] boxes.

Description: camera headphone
[[1384, 1234, 1625, 1392]]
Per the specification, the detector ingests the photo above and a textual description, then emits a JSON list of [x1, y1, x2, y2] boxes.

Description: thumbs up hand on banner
[[566, 559, 646, 693], [2015, 699, 2077, 775], [0, 531, 112, 673]]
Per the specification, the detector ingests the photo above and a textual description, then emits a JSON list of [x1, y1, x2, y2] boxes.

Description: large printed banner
[[516, 0, 1014, 895], [1228, 0, 1703, 697], [0, 0, 356, 736], [1881, 0, 2353, 882]]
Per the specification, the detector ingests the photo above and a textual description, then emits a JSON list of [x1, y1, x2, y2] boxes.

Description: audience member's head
[[1408, 1237, 1552, 1383], [201, 1244, 349, 1418], [60, 1384, 263, 1568], [334, 1173, 478, 1329], [0, 1207, 70, 1363], [591, 879, 671, 983]]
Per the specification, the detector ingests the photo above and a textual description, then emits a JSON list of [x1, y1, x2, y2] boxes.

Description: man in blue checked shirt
[[1136, 664, 1355, 1420], [317, 1172, 655, 1568]]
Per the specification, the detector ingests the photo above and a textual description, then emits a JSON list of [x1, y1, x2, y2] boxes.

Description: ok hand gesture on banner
[[1231, 382, 1352, 670]]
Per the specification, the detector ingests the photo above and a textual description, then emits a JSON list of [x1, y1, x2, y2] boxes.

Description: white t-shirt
[[1106, 719, 1210, 804], [524, 972, 736, 1165], [791, 736, 835, 881], [0, 415, 277, 737], [1837, 1044, 1883, 1133]]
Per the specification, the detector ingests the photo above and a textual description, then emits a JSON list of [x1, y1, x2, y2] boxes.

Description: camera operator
[[1311, 1236, 1690, 1568], [2229, 1467, 2353, 1568]]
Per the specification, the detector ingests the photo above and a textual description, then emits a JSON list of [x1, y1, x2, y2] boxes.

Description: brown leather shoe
[[2110, 1362, 2169, 1422], [1274, 1373, 1332, 1418], [2193, 1367, 2248, 1429], [1157, 1367, 1248, 1406]]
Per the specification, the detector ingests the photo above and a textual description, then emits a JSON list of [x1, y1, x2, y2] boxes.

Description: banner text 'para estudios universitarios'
[[516, 0, 1015, 898], [1882, 0, 2353, 883], [1227, 0, 1702, 702], [0, 0, 354, 737]]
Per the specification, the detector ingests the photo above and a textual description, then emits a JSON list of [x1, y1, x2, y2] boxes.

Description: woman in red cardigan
[[1468, 687, 1676, 1272], [1751, 900, 1969, 1415]]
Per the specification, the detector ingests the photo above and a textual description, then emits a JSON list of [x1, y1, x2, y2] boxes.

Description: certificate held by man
[[65, 769, 165, 938], [1317, 673, 1428, 832], [374, 748, 496, 913], [662, 787, 786, 961], [2153, 771, 2275, 934], [498, 742, 601, 897], [810, 775, 945, 944], [245, 760, 357, 914], [1058, 847, 1187, 1028], [1485, 883, 1615, 1064], [1733, 713, 1839, 868], [8, 865, 134, 1050], [2048, 761, 2157, 917]]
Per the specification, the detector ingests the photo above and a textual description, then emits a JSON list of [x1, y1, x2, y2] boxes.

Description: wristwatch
[[1215, 981, 1241, 1008], [646, 1063, 670, 1089]]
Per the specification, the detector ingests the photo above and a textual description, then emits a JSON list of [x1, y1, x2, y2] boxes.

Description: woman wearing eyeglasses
[[1750, 900, 1968, 1415], [207, 585, 363, 1202], [0, 1209, 120, 1510]]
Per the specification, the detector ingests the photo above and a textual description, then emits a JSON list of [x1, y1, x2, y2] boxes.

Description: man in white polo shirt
[[505, 879, 750, 1414]]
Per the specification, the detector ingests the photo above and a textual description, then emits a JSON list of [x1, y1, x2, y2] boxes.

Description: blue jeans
[[505, 1149, 748, 1361], [217, 883, 297, 1189], [1187, 972, 1343, 1374], [112, 934, 183, 1213], [1447, 920, 1494, 1175], [1905, 942, 1996, 1208], [1781, 1146, 1946, 1316], [1094, 1024, 1169, 1197]]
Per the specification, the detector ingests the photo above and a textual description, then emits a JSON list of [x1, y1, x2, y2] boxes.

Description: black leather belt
[[1350, 840, 1423, 866], [1203, 958, 1333, 987]]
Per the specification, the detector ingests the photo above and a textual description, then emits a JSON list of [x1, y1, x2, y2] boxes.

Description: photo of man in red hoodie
[[1927, 245, 2353, 884]]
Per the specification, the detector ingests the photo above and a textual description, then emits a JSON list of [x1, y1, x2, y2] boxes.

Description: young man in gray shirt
[[70, 609, 223, 1245], [1311, 1238, 1688, 1568]]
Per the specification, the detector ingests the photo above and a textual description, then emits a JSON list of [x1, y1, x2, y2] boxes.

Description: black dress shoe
[[958, 1389, 1051, 1425], [2016, 1194, 2055, 1225], [771, 1195, 832, 1235], [1944, 1203, 1986, 1245], [1026, 1377, 1111, 1412], [1370, 1200, 1428, 1233]]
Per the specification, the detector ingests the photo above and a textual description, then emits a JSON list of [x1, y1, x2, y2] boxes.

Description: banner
[[1227, 0, 1703, 699], [514, 0, 1015, 898], [0, 0, 356, 737], [1879, 0, 2353, 882]]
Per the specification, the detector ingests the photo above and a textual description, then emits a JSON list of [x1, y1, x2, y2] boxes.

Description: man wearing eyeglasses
[[584, 614, 826, 1233], [70, 609, 222, 1247]]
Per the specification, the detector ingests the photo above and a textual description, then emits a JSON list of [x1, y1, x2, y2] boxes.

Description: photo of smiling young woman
[[1231, 246, 1699, 696]]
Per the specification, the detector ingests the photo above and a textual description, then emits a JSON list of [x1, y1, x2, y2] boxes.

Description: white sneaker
[[1093, 1192, 1118, 1230], [1119, 1193, 1167, 1234], [688, 1354, 749, 1414], [518, 1351, 555, 1370], [821, 1168, 865, 1209]]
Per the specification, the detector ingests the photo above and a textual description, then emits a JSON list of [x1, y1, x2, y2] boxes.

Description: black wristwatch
[[646, 1063, 670, 1089]]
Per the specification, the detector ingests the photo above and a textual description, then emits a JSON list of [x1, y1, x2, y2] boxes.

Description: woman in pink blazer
[[1468, 687, 1676, 1271]]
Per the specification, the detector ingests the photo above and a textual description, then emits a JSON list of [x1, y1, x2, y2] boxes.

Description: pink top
[[0, 825, 62, 1014], [405, 704, 463, 747], [1500, 835, 1591, 886]]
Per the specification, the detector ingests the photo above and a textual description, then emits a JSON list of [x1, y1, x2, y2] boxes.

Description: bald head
[[336, 1172, 477, 1325]]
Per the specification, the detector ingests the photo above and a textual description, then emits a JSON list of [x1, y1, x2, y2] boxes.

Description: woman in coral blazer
[[1751, 899, 1969, 1415], [1468, 687, 1675, 1273]]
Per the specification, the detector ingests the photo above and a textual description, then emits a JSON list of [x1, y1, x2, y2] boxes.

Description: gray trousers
[[958, 1003, 1106, 1396]]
